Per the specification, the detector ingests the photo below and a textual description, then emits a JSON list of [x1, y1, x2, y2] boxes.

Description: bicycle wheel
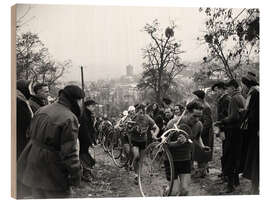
[[112, 139, 130, 168], [138, 142, 174, 197]]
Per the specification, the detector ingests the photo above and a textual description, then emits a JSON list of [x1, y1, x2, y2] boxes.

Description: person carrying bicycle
[[164, 101, 209, 196], [130, 104, 160, 184]]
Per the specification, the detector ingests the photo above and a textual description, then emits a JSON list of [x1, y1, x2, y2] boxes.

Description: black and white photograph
[[9, 1, 263, 200]]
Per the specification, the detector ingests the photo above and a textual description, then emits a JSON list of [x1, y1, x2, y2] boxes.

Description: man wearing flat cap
[[240, 72, 259, 194], [215, 79, 245, 193], [78, 97, 98, 181], [17, 85, 85, 198], [192, 90, 213, 178], [212, 81, 231, 181]]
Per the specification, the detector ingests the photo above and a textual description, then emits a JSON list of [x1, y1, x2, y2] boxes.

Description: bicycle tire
[[138, 141, 174, 197], [111, 138, 129, 168]]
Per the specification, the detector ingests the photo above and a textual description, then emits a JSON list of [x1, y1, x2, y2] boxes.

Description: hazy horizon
[[16, 4, 243, 82]]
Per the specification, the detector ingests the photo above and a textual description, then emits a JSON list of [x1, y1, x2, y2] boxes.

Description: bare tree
[[137, 19, 185, 104], [197, 8, 259, 80]]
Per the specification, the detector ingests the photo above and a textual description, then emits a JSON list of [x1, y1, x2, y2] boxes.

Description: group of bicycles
[[93, 117, 190, 197]]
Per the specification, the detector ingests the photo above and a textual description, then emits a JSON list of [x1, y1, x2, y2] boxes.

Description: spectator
[[211, 81, 231, 181], [16, 79, 34, 198], [29, 83, 50, 113], [78, 98, 98, 182], [215, 79, 245, 193], [17, 85, 85, 198], [241, 72, 259, 194]]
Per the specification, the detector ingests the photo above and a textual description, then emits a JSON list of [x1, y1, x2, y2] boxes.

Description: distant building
[[126, 65, 134, 76]]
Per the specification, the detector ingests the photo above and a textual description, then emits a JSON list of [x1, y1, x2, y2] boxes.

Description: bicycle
[[138, 123, 192, 197], [111, 121, 135, 169]]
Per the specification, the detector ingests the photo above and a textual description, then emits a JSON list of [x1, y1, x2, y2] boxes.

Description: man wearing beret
[[240, 72, 259, 194], [215, 79, 245, 193], [17, 85, 85, 198], [212, 81, 231, 181]]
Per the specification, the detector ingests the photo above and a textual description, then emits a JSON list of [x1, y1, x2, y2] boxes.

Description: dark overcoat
[[16, 90, 32, 160], [221, 90, 245, 175], [17, 96, 81, 192], [242, 87, 259, 185]]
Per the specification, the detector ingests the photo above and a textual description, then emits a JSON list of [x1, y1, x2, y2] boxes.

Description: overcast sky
[[16, 4, 242, 81]]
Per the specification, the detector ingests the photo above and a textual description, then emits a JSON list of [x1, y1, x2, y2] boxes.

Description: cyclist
[[164, 101, 209, 196], [131, 104, 160, 184]]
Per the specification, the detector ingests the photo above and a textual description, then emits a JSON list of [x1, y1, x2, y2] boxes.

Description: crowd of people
[[15, 70, 259, 198]]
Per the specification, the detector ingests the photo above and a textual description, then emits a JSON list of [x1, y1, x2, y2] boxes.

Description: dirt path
[[72, 140, 252, 198]]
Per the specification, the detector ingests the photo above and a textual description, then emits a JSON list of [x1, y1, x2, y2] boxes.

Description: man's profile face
[[187, 109, 202, 126], [37, 86, 49, 99]]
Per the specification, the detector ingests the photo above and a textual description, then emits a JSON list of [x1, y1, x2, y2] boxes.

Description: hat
[[241, 71, 259, 87], [85, 97, 98, 106], [59, 85, 85, 100], [225, 79, 239, 88], [192, 90, 205, 100], [211, 81, 226, 91]]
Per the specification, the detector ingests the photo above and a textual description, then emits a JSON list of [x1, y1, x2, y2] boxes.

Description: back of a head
[[59, 85, 85, 101], [58, 85, 85, 118]]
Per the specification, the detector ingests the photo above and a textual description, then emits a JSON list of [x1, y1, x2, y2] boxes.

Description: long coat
[[201, 102, 214, 157], [17, 96, 81, 192], [221, 90, 245, 175], [242, 87, 259, 185], [78, 108, 97, 168], [16, 90, 33, 160], [216, 93, 231, 173]]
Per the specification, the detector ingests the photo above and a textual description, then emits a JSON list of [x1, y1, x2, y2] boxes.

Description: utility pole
[[80, 66, 85, 111]]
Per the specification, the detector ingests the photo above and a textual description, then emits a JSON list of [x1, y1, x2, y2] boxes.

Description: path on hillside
[[72, 141, 252, 198]]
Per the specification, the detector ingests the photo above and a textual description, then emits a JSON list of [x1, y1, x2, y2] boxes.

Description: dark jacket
[[29, 95, 47, 113], [221, 90, 245, 128], [78, 108, 97, 153], [201, 101, 213, 148], [16, 90, 33, 160], [220, 90, 245, 175], [242, 87, 259, 184], [17, 96, 81, 191], [217, 93, 231, 122]]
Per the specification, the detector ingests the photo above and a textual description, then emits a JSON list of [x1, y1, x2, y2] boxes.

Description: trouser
[[223, 128, 243, 187], [31, 188, 71, 199]]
